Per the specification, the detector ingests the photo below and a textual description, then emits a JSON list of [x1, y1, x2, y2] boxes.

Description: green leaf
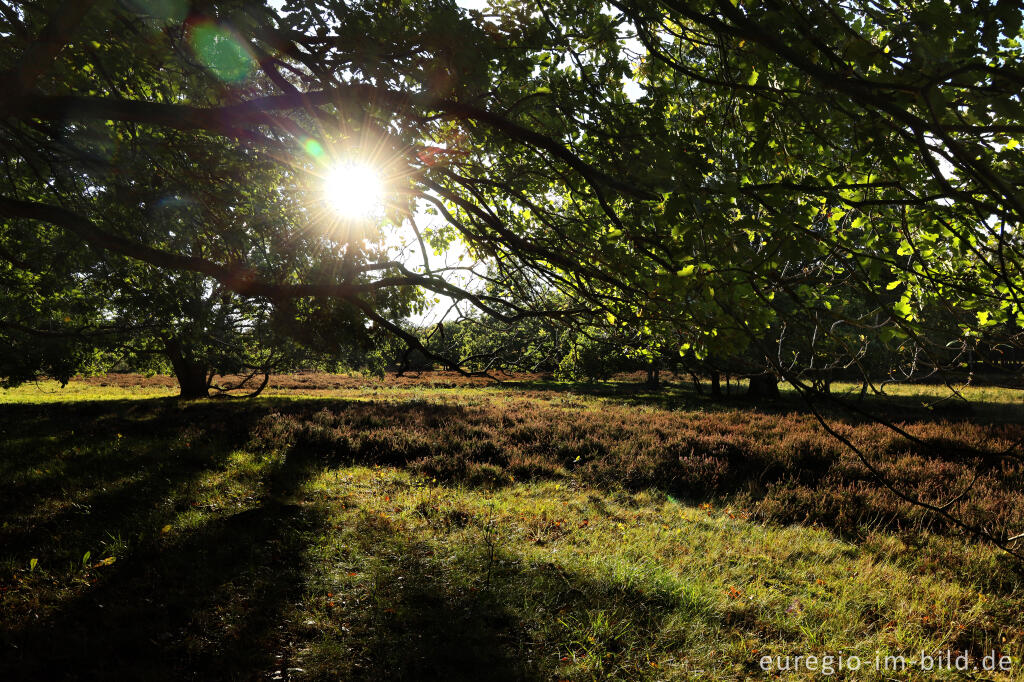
[[676, 265, 695, 277], [893, 298, 912, 318], [747, 70, 759, 86], [886, 280, 900, 290]]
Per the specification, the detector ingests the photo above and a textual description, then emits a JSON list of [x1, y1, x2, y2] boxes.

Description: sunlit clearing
[[323, 162, 384, 219]]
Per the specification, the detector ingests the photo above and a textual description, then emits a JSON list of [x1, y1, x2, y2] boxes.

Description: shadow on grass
[[2, 395, 1022, 679], [7, 500, 321, 680], [296, 482, 728, 681], [0, 398, 258, 559], [0, 399, 323, 680], [335, 535, 533, 680], [1, 399, 541, 680]]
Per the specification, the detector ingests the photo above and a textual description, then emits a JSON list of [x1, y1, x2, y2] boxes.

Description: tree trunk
[[858, 379, 869, 402], [747, 374, 780, 399], [645, 365, 660, 388], [710, 372, 721, 398], [164, 340, 210, 399], [688, 370, 704, 395]]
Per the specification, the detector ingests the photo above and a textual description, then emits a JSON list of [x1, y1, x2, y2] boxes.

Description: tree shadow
[[305, 506, 749, 681], [3, 394, 1022, 680], [0, 399, 329, 680], [342, 541, 533, 681], [5, 500, 321, 680], [0, 398, 490, 680], [0, 398, 261, 560]]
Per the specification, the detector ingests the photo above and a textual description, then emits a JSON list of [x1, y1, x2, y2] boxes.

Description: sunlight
[[323, 162, 384, 219]]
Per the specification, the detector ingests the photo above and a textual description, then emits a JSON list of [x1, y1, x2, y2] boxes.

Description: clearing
[[1, 373, 1022, 680]]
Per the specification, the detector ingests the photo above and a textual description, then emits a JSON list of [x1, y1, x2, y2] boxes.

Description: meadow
[[1, 373, 1023, 680]]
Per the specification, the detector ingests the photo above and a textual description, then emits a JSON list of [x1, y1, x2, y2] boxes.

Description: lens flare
[[188, 22, 253, 83], [323, 162, 384, 219]]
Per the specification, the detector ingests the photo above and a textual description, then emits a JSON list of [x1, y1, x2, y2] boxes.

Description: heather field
[[2, 373, 1023, 680]]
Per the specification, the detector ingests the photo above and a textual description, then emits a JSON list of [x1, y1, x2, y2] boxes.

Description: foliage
[[2, 0, 1022, 392]]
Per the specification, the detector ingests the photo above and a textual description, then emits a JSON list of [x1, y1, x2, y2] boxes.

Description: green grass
[[0, 378, 179, 402], [1, 376, 1023, 680]]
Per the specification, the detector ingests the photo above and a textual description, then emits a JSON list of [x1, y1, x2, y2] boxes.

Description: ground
[[1, 373, 1023, 680]]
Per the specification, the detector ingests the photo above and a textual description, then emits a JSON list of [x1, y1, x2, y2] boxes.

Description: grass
[[1, 373, 1023, 680]]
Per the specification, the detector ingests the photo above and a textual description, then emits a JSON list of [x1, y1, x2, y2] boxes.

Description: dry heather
[[78, 370, 543, 390], [19, 371, 1024, 542], [246, 396, 1024, 544]]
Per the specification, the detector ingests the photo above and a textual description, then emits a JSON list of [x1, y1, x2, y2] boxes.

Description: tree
[[2, 0, 1020, 390], [2, 0, 1023, 552], [614, 0, 1024, 382], [1, 0, 425, 395]]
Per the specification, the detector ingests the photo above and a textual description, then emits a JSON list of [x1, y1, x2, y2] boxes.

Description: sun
[[323, 162, 384, 218]]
